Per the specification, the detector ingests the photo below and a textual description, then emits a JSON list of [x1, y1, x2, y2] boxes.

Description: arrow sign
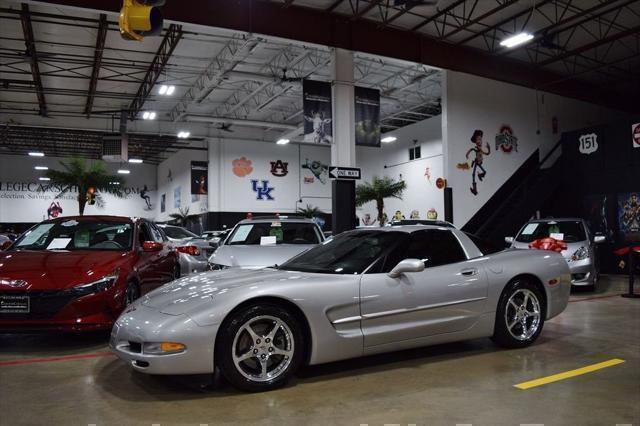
[[329, 166, 361, 180]]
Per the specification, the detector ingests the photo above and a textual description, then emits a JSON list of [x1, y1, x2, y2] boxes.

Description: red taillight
[[176, 246, 200, 257]]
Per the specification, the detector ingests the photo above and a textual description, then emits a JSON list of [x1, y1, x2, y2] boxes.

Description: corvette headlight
[[73, 269, 120, 296], [571, 246, 589, 261], [143, 342, 186, 355], [209, 263, 229, 271]]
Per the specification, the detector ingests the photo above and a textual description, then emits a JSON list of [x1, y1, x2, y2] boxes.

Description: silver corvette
[[111, 225, 571, 392]]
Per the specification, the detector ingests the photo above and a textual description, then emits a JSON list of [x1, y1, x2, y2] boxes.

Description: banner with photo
[[355, 86, 381, 147], [618, 192, 640, 242], [190, 161, 208, 195], [303, 80, 332, 144]]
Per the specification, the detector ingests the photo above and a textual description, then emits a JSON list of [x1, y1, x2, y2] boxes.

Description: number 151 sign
[[578, 133, 599, 155]]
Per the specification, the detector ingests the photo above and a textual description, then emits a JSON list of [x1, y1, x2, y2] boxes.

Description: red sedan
[[0, 215, 179, 332]]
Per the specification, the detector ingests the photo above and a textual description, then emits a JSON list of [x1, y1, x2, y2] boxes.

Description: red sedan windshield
[[13, 219, 133, 251]]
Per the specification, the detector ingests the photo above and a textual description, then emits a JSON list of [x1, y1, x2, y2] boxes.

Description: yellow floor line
[[514, 358, 626, 390]]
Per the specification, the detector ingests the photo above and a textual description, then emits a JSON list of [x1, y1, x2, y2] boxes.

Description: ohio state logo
[[270, 160, 289, 177], [495, 125, 518, 153]]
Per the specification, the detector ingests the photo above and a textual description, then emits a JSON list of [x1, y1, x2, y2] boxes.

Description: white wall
[[443, 71, 622, 227], [0, 154, 157, 223], [356, 115, 444, 224]]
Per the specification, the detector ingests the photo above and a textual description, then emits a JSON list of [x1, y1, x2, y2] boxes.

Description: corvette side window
[[405, 230, 467, 268]]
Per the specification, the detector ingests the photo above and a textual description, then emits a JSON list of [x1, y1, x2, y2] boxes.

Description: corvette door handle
[[460, 268, 478, 276]]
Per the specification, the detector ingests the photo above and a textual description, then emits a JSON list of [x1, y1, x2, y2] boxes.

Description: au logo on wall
[[270, 160, 289, 177]]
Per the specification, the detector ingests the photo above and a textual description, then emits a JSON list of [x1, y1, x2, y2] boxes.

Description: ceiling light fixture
[[158, 85, 175, 96], [117, 169, 130, 174], [142, 111, 156, 120], [276, 138, 290, 145], [28, 152, 45, 157], [177, 131, 191, 139], [39, 177, 50, 181], [128, 158, 143, 164], [34, 166, 48, 170], [381, 136, 397, 143], [500, 32, 534, 48]]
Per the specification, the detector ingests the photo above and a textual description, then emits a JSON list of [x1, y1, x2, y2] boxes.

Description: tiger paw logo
[[232, 157, 253, 177], [270, 160, 289, 177]]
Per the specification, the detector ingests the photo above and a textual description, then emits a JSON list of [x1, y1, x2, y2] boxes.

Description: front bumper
[[566, 257, 597, 286], [178, 253, 209, 276], [110, 305, 218, 375]]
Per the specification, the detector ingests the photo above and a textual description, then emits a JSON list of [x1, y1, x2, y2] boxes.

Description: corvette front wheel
[[217, 304, 304, 392]]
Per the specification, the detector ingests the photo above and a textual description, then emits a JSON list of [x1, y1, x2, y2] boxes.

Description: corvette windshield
[[13, 220, 133, 251], [278, 231, 405, 274]]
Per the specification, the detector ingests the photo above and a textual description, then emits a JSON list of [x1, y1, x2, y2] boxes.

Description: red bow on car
[[529, 237, 567, 253]]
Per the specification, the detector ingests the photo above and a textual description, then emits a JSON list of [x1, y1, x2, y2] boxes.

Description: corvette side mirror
[[388, 258, 425, 278], [504, 236, 514, 245]]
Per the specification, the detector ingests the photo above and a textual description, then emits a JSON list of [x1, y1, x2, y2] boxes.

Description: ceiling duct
[[102, 110, 129, 162]]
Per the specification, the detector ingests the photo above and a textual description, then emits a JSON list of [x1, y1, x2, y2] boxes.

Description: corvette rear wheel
[[492, 279, 545, 348], [217, 304, 304, 392]]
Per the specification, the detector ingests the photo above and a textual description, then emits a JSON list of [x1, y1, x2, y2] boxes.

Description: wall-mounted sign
[[632, 123, 640, 149], [355, 86, 381, 147], [190, 161, 208, 195], [435, 177, 446, 189], [302, 158, 328, 184], [251, 179, 275, 200], [495, 125, 518, 153], [329, 166, 361, 180], [578, 133, 599, 155], [232, 157, 253, 177], [270, 160, 289, 177]]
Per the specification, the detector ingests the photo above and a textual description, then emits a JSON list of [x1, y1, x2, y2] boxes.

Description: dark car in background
[[0, 216, 179, 332]]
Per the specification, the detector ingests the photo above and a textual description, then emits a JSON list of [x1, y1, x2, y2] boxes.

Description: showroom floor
[[1, 276, 638, 426]]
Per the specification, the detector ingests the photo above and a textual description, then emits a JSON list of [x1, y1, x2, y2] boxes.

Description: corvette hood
[[209, 244, 314, 268], [141, 268, 296, 315], [0, 250, 130, 291]]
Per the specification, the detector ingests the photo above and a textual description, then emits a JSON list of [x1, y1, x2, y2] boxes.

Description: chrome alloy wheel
[[505, 289, 541, 341], [231, 315, 294, 382]]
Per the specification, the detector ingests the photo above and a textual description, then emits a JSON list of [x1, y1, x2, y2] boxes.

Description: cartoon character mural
[[424, 166, 431, 183], [140, 184, 152, 210], [393, 210, 405, 221], [457, 129, 491, 196], [47, 202, 63, 219], [410, 210, 420, 219], [495, 125, 518, 153], [301, 158, 329, 184], [427, 208, 438, 220], [361, 213, 376, 226]]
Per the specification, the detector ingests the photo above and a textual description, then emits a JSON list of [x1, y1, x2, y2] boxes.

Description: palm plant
[[169, 207, 190, 227], [356, 176, 407, 226], [297, 204, 321, 219], [46, 158, 124, 216]]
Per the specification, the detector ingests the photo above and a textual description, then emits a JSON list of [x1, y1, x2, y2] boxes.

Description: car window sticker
[[47, 238, 72, 250]]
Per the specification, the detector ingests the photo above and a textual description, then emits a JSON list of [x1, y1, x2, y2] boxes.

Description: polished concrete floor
[[1, 275, 638, 426]]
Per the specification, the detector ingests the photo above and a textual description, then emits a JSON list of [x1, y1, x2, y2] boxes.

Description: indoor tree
[[169, 207, 190, 227], [356, 176, 407, 226], [46, 158, 124, 216], [297, 204, 321, 219]]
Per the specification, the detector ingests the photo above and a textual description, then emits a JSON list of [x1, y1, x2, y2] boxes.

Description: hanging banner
[[190, 161, 208, 195], [632, 123, 640, 149], [302, 80, 332, 144], [618, 192, 640, 242], [355, 86, 381, 147]]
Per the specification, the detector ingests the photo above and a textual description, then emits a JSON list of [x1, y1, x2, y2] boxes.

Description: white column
[[331, 48, 356, 167]]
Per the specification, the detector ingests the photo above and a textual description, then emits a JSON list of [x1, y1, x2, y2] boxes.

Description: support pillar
[[331, 48, 357, 235]]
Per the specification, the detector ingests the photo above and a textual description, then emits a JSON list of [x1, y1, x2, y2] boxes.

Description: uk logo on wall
[[632, 123, 640, 149], [578, 133, 599, 155], [251, 180, 275, 200], [270, 160, 289, 177], [495, 125, 518, 153]]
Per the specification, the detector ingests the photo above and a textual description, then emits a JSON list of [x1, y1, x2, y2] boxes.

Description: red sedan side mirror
[[142, 241, 163, 252], [0, 241, 12, 251]]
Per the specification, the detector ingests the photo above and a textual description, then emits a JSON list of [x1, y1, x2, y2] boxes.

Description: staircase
[[462, 139, 564, 246]]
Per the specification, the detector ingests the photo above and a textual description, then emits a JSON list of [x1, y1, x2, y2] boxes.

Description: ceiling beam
[[128, 23, 183, 120], [84, 13, 107, 118], [352, 0, 383, 20], [327, 0, 344, 12], [33, 0, 639, 112], [19, 3, 47, 117], [411, 0, 466, 32], [538, 24, 640, 66], [440, 0, 519, 41]]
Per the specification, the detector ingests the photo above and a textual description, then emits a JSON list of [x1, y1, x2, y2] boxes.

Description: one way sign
[[329, 166, 361, 180]]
